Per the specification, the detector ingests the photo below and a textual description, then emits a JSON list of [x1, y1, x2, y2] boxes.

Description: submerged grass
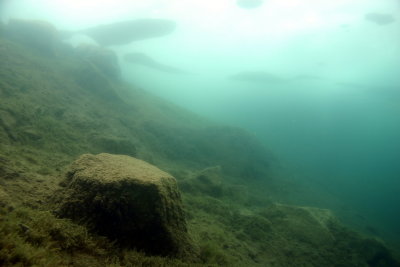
[[0, 206, 201, 267], [0, 206, 107, 266]]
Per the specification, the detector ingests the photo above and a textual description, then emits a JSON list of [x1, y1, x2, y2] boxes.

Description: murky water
[[2, 0, 400, 248]]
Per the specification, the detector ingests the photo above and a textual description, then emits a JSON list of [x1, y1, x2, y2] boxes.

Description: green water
[[2, 0, 400, 254], [121, 1, 400, 246]]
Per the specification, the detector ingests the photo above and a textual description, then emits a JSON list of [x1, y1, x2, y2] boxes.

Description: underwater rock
[[365, 13, 396, 25], [124, 52, 190, 75], [53, 153, 196, 258], [75, 44, 120, 78], [5, 19, 60, 56], [62, 19, 176, 46], [237, 0, 264, 9]]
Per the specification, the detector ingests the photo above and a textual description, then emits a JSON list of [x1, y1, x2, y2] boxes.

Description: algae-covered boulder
[[54, 153, 196, 259], [5, 19, 60, 56], [75, 44, 120, 78]]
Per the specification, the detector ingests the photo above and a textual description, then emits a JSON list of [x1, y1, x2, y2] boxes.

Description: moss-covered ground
[[0, 35, 399, 266]]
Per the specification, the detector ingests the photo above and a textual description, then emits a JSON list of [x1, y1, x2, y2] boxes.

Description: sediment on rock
[[52, 153, 197, 259]]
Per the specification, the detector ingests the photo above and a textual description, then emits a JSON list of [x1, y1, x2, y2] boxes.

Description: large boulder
[[53, 153, 196, 259], [5, 19, 60, 56]]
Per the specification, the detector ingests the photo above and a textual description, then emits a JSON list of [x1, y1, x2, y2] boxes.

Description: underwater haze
[[2, 0, 400, 248]]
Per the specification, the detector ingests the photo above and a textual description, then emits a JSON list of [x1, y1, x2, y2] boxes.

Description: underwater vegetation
[[0, 19, 399, 267]]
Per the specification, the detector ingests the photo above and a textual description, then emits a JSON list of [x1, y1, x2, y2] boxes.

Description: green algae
[[0, 33, 399, 267]]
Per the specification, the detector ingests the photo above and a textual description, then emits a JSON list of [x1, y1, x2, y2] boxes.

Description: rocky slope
[[0, 21, 399, 266]]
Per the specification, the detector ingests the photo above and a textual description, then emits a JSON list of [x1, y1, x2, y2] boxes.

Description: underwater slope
[[0, 25, 399, 266], [0, 36, 271, 184]]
